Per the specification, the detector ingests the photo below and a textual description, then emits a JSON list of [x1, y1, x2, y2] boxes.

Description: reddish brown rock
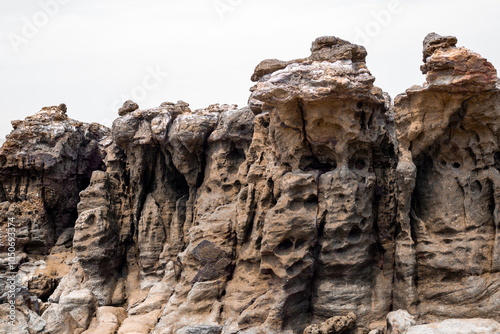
[[118, 100, 139, 116]]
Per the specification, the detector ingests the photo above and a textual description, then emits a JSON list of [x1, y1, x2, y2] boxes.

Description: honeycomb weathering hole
[[348, 225, 362, 243]]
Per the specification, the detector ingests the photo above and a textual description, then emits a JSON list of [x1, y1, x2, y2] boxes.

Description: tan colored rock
[[249, 36, 395, 330], [28, 273, 58, 300], [167, 109, 219, 187], [304, 324, 321, 334], [393, 33, 500, 322], [117, 309, 161, 334], [83, 306, 127, 334], [304, 312, 356, 334], [320, 312, 356, 333], [1, 33, 500, 334], [420, 33, 497, 92]]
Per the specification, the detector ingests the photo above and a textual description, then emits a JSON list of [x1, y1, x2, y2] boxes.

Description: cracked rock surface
[[0, 33, 499, 334]]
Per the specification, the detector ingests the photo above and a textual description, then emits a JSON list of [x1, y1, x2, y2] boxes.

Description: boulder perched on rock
[[118, 100, 139, 116]]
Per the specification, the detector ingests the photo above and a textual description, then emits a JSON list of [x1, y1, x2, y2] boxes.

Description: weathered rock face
[[0, 105, 108, 325], [393, 33, 500, 322], [0, 33, 499, 334], [0, 105, 108, 252], [247, 35, 396, 331]]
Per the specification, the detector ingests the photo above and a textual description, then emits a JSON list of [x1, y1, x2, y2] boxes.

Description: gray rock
[[176, 325, 223, 334]]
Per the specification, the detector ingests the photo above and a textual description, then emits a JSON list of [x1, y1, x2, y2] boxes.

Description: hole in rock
[[223, 180, 241, 193], [304, 157, 337, 173], [440, 160, 447, 167], [24, 241, 48, 255], [295, 239, 306, 249], [470, 180, 482, 194], [79, 177, 91, 192], [355, 159, 366, 170], [486, 180, 495, 216], [347, 225, 362, 243], [359, 111, 366, 129], [229, 147, 246, 162], [452, 162, 461, 168], [276, 239, 294, 254], [314, 119, 325, 128], [305, 194, 318, 204], [441, 274, 457, 282], [222, 184, 232, 192]]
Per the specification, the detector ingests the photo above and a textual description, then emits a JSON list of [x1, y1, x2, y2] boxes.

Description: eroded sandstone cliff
[[0, 33, 499, 334]]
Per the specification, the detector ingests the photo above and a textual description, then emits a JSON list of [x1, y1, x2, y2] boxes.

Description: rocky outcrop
[[0, 33, 499, 334], [0, 105, 108, 252], [0, 105, 108, 333], [247, 35, 396, 331], [393, 33, 500, 322]]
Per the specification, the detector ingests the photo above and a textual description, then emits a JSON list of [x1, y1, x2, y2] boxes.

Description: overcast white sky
[[1, 0, 499, 145]]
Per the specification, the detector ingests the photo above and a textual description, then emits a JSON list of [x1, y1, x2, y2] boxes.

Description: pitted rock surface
[[0, 34, 499, 334]]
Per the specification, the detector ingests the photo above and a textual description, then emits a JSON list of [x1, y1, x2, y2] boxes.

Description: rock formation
[[0, 33, 499, 334], [393, 32, 500, 322]]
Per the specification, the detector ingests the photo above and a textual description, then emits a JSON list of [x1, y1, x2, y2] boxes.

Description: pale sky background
[[1, 0, 499, 145]]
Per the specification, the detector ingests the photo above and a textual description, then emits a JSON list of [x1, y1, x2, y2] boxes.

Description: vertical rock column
[[249, 36, 397, 330], [394, 33, 500, 321]]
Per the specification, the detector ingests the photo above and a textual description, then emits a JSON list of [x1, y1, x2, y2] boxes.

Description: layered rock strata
[[0, 33, 498, 334]]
